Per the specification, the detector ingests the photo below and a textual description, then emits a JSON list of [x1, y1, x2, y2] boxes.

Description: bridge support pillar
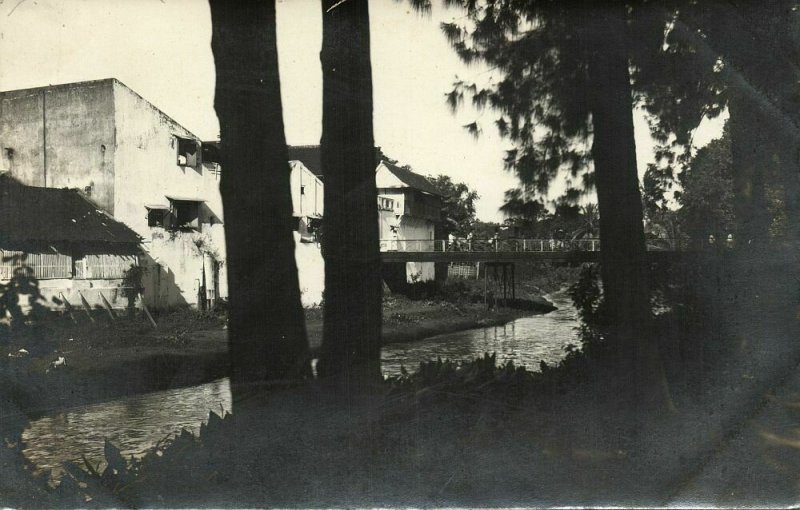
[[483, 261, 516, 309]]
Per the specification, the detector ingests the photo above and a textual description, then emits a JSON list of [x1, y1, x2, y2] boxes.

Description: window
[[176, 137, 199, 167], [146, 204, 170, 228], [149, 199, 204, 231], [378, 196, 395, 211], [172, 200, 200, 230], [147, 208, 168, 227]]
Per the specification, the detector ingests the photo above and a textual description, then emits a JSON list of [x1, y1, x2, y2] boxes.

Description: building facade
[[0, 78, 226, 309], [287, 145, 443, 283], [375, 160, 443, 282], [289, 160, 324, 237]]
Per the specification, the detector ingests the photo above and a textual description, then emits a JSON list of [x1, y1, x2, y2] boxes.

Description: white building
[[375, 160, 443, 282], [0, 78, 226, 310], [289, 159, 323, 236]]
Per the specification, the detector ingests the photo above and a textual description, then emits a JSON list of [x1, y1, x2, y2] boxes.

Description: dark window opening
[[177, 137, 199, 167], [300, 185, 306, 195], [172, 200, 200, 230], [147, 208, 169, 228]]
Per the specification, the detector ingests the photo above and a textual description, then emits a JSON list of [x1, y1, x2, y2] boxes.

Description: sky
[[0, 0, 725, 221]]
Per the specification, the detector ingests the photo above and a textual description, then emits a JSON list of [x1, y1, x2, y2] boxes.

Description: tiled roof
[[378, 160, 443, 196], [0, 175, 141, 245]]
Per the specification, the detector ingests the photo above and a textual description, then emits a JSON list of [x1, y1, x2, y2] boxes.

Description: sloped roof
[[287, 146, 323, 179], [378, 160, 443, 196], [288, 145, 443, 196], [0, 175, 141, 245]]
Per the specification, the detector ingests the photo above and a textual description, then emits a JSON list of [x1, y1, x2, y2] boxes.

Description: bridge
[[379, 238, 691, 263]]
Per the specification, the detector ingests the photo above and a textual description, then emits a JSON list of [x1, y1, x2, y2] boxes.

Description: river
[[22, 378, 233, 480], [381, 290, 579, 376], [21, 290, 579, 479]]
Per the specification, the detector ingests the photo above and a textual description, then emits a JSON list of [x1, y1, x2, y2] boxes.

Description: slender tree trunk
[[210, 0, 311, 401], [316, 0, 383, 385], [585, 3, 672, 411]]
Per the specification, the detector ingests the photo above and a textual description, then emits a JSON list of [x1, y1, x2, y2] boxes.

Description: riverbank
[[306, 294, 555, 350], [1, 290, 556, 413], [17, 254, 800, 508]]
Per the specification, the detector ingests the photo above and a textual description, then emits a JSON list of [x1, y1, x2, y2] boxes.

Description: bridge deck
[[378, 238, 690, 263], [380, 250, 687, 263]]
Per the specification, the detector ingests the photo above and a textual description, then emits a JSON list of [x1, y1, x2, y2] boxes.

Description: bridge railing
[[379, 238, 605, 253], [379, 238, 692, 253], [379, 239, 447, 252]]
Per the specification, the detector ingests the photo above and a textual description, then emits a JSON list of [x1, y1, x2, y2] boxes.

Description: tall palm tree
[[570, 203, 600, 240]]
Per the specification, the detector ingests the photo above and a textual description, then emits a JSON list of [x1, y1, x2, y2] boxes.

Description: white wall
[[375, 181, 436, 282], [27, 278, 139, 312], [402, 214, 436, 282], [112, 81, 227, 308], [399, 215, 434, 242], [406, 261, 435, 283], [294, 232, 324, 307], [289, 160, 323, 219]]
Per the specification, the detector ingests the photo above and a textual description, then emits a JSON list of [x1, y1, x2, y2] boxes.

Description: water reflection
[[22, 378, 231, 478], [22, 291, 580, 479], [381, 290, 579, 376]]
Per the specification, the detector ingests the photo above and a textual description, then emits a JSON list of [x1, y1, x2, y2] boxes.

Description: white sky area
[[0, 0, 725, 221]]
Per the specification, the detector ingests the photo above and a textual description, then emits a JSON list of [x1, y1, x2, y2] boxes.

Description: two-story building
[[287, 146, 443, 283], [0, 78, 226, 310], [0, 79, 330, 311], [375, 160, 443, 282]]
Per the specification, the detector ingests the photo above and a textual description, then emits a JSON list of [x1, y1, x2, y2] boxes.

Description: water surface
[[23, 290, 579, 478], [381, 290, 579, 376], [22, 378, 231, 478]]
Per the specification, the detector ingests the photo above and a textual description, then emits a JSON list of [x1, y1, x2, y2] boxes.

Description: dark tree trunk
[[316, 0, 382, 385], [779, 139, 800, 243], [210, 0, 311, 401], [585, 4, 672, 411], [690, 1, 800, 243], [728, 92, 771, 246]]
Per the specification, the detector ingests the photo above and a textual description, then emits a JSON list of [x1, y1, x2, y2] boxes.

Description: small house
[[0, 175, 142, 314]]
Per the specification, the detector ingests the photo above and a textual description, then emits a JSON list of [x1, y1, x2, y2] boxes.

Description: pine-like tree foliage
[[436, 0, 688, 410]]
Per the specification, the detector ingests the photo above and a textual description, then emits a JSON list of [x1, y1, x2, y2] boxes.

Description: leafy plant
[[568, 264, 607, 354]]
